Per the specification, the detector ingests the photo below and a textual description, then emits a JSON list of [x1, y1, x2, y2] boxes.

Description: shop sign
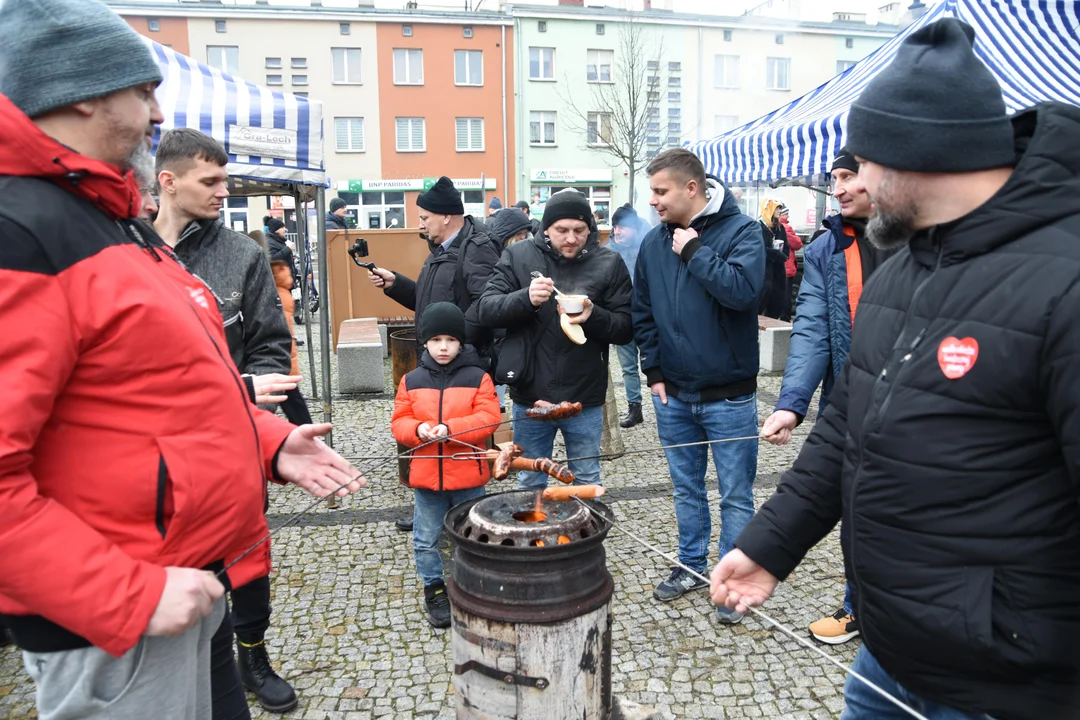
[[530, 168, 613, 184]]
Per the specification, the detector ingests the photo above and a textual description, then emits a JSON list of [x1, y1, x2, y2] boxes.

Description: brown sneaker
[[809, 607, 860, 645]]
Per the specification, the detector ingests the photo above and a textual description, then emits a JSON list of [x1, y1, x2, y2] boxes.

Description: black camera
[[347, 238, 375, 271]]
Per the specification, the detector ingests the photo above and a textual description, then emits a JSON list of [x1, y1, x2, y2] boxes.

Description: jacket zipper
[[155, 454, 169, 538], [437, 373, 446, 493], [849, 239, 944, 633]]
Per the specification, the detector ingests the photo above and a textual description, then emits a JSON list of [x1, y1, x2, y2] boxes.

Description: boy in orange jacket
[[391, 302, 501, 628]]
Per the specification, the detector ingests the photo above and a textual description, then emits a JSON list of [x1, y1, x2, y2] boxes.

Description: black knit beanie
[[611, 203, 639, 229], [417, 176, 465, 216], [541, 189, 593, 233], [846, 18, 1014, 173], [265, 217, 286, 234], [419, 302, 466, 344], [831, 146, 859, 174], [329, 197, 347, 212]]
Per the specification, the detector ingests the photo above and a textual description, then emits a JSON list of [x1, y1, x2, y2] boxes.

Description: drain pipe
[[501, 24, 509, 202]]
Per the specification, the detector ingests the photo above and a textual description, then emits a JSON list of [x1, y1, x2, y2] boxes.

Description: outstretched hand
[[709, 549, 779, 614], [276, 423, 366, 498]]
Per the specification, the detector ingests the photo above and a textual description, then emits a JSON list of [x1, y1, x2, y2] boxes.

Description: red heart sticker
[[937, 336, 979, 380]]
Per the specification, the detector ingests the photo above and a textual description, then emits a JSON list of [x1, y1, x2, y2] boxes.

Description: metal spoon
[[529, 270, 564, 296]]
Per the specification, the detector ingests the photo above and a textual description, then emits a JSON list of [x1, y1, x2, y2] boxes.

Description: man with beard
[[712, 18, 1080, 719], [0, 1, 364, 718], [367, 176, 501, 531], [760, 148, 894, 647], [154, 129, 305, 716]]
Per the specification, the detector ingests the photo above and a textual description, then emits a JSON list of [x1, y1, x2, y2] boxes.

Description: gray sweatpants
[[22, 598, 225, 720]]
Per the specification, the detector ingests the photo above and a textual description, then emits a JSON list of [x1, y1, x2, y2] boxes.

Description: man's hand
[[368, 267, 395, 289], [432, 424, 449, 440], [251, 374, 301, 404], [710, 549, 779, 615], [558, 298, 594, 325], [762, 410, 798, 446], [672, 228, 699, 256], [276, 423, 366, 498], [146, 567, 224, 637], [529, 276, 555, 307], [650, 381, 668, 405]]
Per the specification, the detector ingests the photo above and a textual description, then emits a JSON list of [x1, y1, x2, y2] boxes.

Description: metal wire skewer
[[570, 497, 931, 720]]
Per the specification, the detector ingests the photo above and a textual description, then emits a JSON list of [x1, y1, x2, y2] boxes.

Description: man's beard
[[125, 138, 154, 181], [866, 206, 916, 250]]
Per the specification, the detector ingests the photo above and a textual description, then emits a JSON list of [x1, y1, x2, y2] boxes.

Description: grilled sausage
[[542, 485, 605, 501], [507, 457, 576, 484], [525, 401, 584, 420], [490, 444, 524, 480]]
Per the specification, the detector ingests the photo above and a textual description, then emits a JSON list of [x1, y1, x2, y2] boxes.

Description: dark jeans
[[231, 574, 272, 643], [210, 599, 252, 720]]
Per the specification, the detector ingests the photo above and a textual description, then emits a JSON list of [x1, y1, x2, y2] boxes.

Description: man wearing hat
[[515, 199, 542, 237], [477, 189, 632, 489], [0, 0, 365, 718], [368, 176, 501, 531], [325, 196, 350, 231], [759, 147, 893, 648], [609, 203, 651, 428], [713, 18, 1080, 719]]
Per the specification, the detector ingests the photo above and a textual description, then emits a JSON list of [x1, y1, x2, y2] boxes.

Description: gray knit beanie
[[846, 18, 1013, 173], [0, 0, 164, 119]]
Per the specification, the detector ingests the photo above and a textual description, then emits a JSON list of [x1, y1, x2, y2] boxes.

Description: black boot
[[619, 402, 643, 428], [423, 580, 452, 629], [237, 640, 298, 713], [394, 517, 414, 532]]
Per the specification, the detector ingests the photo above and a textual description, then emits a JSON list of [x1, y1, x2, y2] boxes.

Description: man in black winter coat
[[711, 19, 1080, 720], [326, 197, 349, 231], [367, 176, 501, 354], [477, 189, 633, 489]]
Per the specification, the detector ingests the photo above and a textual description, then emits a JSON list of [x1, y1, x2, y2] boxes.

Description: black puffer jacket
[[385, 215, 501, 351], [476, 229, 633, 407], [737, 103, 1080, 720]]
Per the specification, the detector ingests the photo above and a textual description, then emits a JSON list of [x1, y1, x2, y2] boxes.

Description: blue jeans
[[615, 340, 642, 404], [842, 648, 997, 719], [652, 392, 758, 573], [843, 582, 854, 616], [511, 403, 603, 489], [413, 485, 486, 586]]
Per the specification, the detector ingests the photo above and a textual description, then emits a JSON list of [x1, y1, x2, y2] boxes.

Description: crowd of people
[[1, 1, 1079, 719]]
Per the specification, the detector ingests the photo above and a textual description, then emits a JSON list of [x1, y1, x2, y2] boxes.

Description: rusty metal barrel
[[389, 328, 417, 485], [444, 491, 615, 719]]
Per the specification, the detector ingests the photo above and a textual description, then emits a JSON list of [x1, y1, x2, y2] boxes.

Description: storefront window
[[218, 197, 249, 233], [530, 184, 612, 220], [336, 190, 407, 229], [461, 189, 486, 221]]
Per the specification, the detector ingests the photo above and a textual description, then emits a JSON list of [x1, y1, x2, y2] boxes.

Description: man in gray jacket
[[153, 128, 299, 716]]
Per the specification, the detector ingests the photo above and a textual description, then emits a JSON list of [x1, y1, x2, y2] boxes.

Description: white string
[[571, 498, 931, 720]]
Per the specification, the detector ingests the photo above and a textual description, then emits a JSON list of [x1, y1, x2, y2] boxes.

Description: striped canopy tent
[[145, 39, 326, 197], [687, 0, 1080, 186]]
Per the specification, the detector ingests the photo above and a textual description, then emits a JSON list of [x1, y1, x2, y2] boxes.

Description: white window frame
[[454, 50, 483, 87], [207, 46, 239, 76], [529, 111, 557, 146], [393, 48, 424, 86], [714, 114, 739, 134], [331, 48, 362, 85], [714, 54, 739, 89], [587, 112, 613, 147], [837, 59, 857, 74], [266, 75, 283, 87], [455, 117, 485, 152], [586, 49, 613, 84], [334, 117, 365, 153], [529, 47, 555, 81], [766, 57, 791, 91], [395, 117, 426, 152]]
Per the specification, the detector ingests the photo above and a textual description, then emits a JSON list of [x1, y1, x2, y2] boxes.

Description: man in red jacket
[[0, 1, 364, 718]]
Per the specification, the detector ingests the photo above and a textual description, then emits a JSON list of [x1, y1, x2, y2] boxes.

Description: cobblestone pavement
[[0, 326, 855, 720]]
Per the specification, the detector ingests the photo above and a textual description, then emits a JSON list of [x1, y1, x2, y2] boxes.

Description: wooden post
[[600, 368, 624, 459]]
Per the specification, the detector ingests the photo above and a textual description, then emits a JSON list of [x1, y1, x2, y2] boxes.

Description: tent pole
[[315, 187, 333, 440], [295, 190, 319, 398]]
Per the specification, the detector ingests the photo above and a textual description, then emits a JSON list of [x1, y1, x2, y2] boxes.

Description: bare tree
[[557, 16, 667, 205]]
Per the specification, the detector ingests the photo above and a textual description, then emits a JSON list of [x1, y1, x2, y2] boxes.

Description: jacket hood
[[0, 93, 142, 219], [419, 345, 487, 373], [912, 102, 1080, 266], [685, 177, 741, 228]]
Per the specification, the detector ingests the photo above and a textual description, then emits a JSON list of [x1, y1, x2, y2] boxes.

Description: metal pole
[[501, 24, 509, 203], [295, 190, 318, 398], [315, 187, 333, 441]]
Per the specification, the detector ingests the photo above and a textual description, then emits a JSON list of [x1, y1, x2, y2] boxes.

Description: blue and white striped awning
[[688, 0, 1080, 185], [146, 39, 325, 192]]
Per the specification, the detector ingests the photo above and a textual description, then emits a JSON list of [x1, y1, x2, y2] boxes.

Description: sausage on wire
[[507, 457, 576, 484], [489, 444, 523, 480], [525, 401, 583, 420]]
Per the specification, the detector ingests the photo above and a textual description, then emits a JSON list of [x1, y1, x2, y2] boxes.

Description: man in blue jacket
[[632, 149, 765, 622], [761, 147, 894, 644]]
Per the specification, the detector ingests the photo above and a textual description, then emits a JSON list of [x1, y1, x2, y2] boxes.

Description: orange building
[[371, 20, 516, 227], [124, 15, 189, 56]]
